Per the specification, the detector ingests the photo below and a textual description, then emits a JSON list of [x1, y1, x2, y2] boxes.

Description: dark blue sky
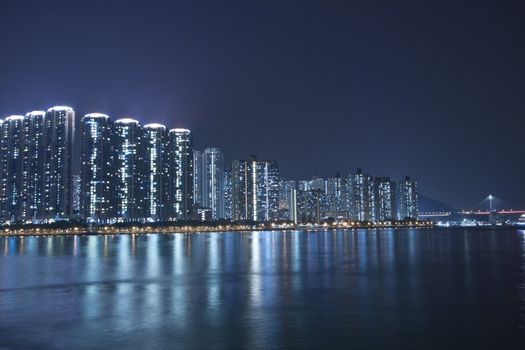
[[0, 0, 524, 209]]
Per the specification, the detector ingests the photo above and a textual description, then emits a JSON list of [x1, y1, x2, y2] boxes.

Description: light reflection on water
[[0, 228, 524, 349]]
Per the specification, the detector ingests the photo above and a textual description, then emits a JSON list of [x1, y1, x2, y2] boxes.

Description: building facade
[[2, 116, 25, 223], [278, 180, 296, 220], [374, 177, 396, 221], [143, 123, 168, 222], [22, 111, 46, 222], [43, 106, 75, 221], [80, 113, 114, 223], [348, 169, 376, 221], [202, 147, 224, 219], [325, 174, 348, 218], [193, 150, 203, 207], [167, 129, 193, 220], [114, 118, 146, 222], [223, 167, 232, 220], [231, 158, 280, 221], [399, 176, 418, 219]]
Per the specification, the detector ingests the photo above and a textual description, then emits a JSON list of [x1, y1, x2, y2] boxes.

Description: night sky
[[0, 0, 524, 209]]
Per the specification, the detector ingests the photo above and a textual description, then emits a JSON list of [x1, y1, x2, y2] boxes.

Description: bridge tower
[[487, 194, 499, 225]]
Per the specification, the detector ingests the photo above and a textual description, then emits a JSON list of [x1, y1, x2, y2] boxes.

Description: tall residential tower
[[399, 176, 418, 220], [114, 118, 146, 222], [143, 123, 168, 222], [202, 147, 224, 219], [231, 158, 279, 221], [80, 113, 114, 223], [43, 106, 75, 222], [167, 128, 193, 220]]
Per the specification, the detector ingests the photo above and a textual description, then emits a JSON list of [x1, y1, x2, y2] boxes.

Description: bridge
[[419, 195, 525, 218], [419, 211, 452, 218], [459, 195, 525, 216], [458, 210, 525, 215]]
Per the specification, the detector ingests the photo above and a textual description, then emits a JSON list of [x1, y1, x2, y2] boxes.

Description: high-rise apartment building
[[258, 160, 280, 221], [80, 113, 114, 223], [143, 123, 168, 222], [167, 128, 193, 220], [193, 150, 203, 206], [202, 147, 224, 219], [114, 118, 146, 222], [223, 167, 232, 220], [399, 176, 418, 220], [374, 177, 396, 221], [43, 106, 75, 221], [278, 180, 296, 220], [231, 158, 279, 221], [296, 189, 324, 224], [22, 111, 46, 222], [289, 188, 298, 224], [348, 169, 376, 221], [1, 116, 24, 223], [325, 174, 348, 217]]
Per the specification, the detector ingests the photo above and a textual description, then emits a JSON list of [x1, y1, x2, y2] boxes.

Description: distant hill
[[418, 194, 457, 213]]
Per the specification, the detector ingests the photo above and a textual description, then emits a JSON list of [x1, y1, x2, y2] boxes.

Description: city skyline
[[0, 102, 507, 212], [1, 1, 523, 210], [0, 103, 494, 213], [0, 104, 419, 225]]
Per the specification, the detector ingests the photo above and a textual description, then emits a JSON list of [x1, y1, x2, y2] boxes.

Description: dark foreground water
[[1, 228, 524, 349]]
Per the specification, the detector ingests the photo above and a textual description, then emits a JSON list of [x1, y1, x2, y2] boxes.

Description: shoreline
[[2, 222, 520, 238], [0, 224, 520, 238], [0, 222, 437, 237]]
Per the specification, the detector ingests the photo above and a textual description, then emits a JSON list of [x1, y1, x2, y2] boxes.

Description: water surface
[[1, 228, 524, 349]]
